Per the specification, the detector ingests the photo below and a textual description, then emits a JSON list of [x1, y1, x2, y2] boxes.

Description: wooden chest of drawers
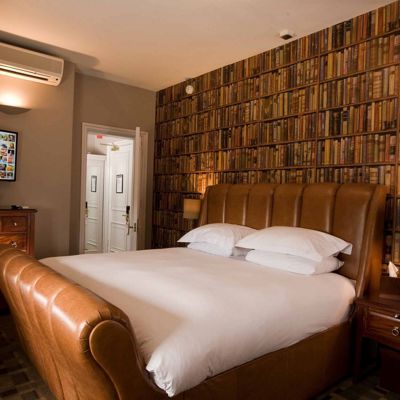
[[0, 208, 37, 255], [0, 208, 37, 312]]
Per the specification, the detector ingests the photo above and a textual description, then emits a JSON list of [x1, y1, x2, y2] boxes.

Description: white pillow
[[245, 250, 344, 275], [178, 223, 256, 252], [188, 242, 249, 257], [236, 226, 352, 262]]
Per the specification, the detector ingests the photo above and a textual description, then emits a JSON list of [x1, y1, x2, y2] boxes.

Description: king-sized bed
[[0, 183, 387, 399]]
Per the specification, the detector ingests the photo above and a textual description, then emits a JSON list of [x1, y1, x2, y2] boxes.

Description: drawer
[[1, 216, 27, 233], [365, 308, 400, 350], [0, 234, 27, 251]]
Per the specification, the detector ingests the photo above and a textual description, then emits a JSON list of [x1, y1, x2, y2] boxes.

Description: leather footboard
[[0, 245, 352, 400], [0, 246, 164, 400]]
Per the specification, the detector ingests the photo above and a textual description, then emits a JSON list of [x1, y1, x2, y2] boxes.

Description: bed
[[0, 183, 387, 400]]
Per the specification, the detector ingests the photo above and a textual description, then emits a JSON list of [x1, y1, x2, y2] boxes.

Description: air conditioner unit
[[0, 42, 64, 86]]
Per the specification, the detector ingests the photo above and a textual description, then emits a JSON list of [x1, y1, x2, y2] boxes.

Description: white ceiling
[[0, 0, 394, 91]]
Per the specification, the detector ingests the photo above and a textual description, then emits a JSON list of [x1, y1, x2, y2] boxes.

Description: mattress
[[41, 248, 355, 397]]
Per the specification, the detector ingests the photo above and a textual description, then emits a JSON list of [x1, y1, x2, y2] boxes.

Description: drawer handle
[[395, 314, 400, 320], [13, 222, 18, 226], [10, 241, 17, 248], [392, 327, 400, 337]]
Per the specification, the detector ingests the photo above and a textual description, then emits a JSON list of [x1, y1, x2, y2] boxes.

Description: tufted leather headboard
[[198, 183, 387, 298]]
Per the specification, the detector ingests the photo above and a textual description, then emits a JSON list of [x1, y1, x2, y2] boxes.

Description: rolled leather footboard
[[0, 246, 166, 400]]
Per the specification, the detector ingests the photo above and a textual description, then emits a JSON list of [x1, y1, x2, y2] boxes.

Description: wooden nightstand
[[354, 295, 400, 392]]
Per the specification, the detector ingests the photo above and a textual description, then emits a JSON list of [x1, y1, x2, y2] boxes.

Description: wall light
[[0, 92, 25, 108], [183, 198, 201, 220], [0, 92, 30, 114], [0, 104, 30, 115]]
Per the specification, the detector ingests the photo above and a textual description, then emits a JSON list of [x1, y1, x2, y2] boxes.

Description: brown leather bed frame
[[0, 183, 387, 399]]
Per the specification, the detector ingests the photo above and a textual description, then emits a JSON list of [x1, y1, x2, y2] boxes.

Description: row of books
[[156, 172, 218, 194], [261, 86, 318, 119], [259, 58, 318, 95], [157, 86, 397, 140], [153, 170, 315, 194], [153, 163, 396, 193], [157, 62, 319, 124], [156, 2, 400, 107], [320, 34, 400, 80], [259, 117, 317, 143], [155, 133, 397, 174], [319, 2, 400, 53], [160, 89, 318, 134], [156, 109, 397, 153], [318, 99, 398, 136], [319, 66, 399, 108], [156, 134, 396, 166], [153, 210, 197, 231], [157, 101, 261, 138], [153, 193, 202, 218], [218, 77, 260, 108], [156, 90, 219, 122], [317, 134, 396, 165], [155, 125, 259, 157], [317, 165, 395, 193], [152, 227, 185, 249], [156, 60, 399, 125], [154, 192, 184, 211], [156, 79, 260, 123], [257, 142, 315, 168]]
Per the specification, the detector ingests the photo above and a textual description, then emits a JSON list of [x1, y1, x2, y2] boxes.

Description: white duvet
[[41, 248, 355, 397]]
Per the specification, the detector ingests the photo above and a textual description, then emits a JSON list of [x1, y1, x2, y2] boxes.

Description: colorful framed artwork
[[0, 129, 18, 182]]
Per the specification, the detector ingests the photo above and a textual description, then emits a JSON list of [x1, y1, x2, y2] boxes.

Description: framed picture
[[90, 175, 97, 192], [0, 129, 18, 182], [116, 174, 123, 193]]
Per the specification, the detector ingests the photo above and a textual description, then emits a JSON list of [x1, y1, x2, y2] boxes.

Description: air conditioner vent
[[0, 42, 64, 86]]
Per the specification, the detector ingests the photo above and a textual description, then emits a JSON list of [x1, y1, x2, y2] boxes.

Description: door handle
[[127, 222, 137, 236]]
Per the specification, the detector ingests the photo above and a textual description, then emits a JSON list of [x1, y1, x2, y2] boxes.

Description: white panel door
[[107, 141, 134, 252], [85, 155, 105, 253]]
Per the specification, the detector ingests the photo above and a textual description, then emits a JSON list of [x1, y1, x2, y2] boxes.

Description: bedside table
[[354, 296, 400, 392]]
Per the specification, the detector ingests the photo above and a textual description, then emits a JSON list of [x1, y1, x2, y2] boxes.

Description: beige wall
[[0, 62, 75, 258], [0, 67, 155, 258], [70, 73, 156, 254]]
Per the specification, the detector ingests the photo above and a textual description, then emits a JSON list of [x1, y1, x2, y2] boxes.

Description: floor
[[0, 315, 399, 400]]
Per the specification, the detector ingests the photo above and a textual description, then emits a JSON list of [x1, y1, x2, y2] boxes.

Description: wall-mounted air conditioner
[[0, 42, 64, 86]]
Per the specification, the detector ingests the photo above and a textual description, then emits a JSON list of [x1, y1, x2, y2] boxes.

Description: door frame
[[79, 123, 148, 254]]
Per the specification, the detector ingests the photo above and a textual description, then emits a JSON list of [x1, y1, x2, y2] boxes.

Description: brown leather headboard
[[199, 183, 387, 298]]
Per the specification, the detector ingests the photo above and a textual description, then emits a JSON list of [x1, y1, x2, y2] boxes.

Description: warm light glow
[[183, 199, 201, 220], [0, 92, 25, 107]]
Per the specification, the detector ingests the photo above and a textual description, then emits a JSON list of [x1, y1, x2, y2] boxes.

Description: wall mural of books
[[153, 0, 400, 266]]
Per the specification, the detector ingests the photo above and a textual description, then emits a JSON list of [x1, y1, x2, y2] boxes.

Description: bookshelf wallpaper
[[153, 0, 400, 264]]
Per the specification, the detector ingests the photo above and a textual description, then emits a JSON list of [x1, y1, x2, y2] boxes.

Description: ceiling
[[0, 0, 394, 91]]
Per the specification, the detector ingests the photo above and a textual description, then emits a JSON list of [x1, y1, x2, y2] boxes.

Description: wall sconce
[[183, 198, 201, 220], [0, 104, 30, 115]]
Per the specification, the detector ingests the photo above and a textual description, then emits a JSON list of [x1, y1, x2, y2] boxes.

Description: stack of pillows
[[178, 223, 352, 275]]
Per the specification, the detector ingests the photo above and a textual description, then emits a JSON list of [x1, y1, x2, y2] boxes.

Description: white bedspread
[[41, 248, 355, 397]]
